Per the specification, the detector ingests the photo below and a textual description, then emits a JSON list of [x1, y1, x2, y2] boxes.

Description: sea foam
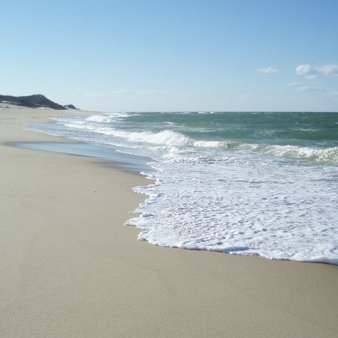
[[129, 152, 338, 264]]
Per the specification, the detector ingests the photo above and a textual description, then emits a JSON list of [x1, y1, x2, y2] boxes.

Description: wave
[[193, 140, 223, 148], [115, 129, 190, 146], [85, 114, 112, 123], [256, 144, 338, 164], [193, 140, 338, 164], [192, 141, 338, 164], [59, 116, 338, 164], [85, 113, 132, 123], [62, 120, 192, 147]]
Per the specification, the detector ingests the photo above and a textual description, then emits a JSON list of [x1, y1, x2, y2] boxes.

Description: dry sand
[[1, 105, 338, 338]]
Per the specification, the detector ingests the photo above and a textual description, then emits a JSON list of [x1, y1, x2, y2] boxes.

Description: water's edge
[[12, 141, 153, 174]]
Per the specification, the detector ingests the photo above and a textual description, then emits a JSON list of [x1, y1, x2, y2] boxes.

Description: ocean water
[[29, 112, 338, 265]]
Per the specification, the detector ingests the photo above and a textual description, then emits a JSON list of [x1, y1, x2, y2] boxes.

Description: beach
[[1, 106, 338, 338]]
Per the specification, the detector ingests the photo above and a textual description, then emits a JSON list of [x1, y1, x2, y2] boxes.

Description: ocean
[[29, 111, 338, 265]]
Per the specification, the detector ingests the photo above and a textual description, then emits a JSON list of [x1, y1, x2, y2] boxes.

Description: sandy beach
[[1, 105, 338, 338]]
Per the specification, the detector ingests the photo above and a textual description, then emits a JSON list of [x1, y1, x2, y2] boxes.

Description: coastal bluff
[[0, 94, 77, 110]]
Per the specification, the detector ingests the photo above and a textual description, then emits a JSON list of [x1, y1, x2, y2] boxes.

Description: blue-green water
[[30, 111, 338, 264], [124, 111, 338, 146]]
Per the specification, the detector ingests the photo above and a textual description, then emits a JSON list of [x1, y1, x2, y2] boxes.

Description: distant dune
[[0, 94, 77, 110]]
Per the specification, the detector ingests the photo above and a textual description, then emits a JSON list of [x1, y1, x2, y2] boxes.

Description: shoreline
[[11, 141, 153, 175], [1, 106, 338, 337]]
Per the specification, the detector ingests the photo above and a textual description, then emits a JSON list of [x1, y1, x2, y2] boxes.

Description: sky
[[1, 0, 338, 112]]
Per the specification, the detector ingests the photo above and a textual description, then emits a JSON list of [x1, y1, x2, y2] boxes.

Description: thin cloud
[[328, 90, 338, 97], [296, 64, 338, 79], [86, 89, 169, 97], [241, 93, 255, 100], [288, 82, 333, 95], [258, 66, 279, 74], [296, 85, 323, 93], [288, 82, 302, 87]]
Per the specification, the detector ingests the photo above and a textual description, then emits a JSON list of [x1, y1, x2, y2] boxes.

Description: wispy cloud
[[288, 82, 337, 97], [86, 89, 170, 97], [287, 82, 300, 87], [288, 81, 323, 92], [296, 64, 338, 79], [258, 66, 279, 74], [328, 90, 338, 97], [296, 85, 323, 93], [241, 93, 254, 99]]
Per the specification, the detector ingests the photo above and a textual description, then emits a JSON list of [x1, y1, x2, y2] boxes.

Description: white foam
[[129, 151, 338, 265], [86, 114, 111, 123], [85, 113, 134, 123], [61, 117, 191, 147], [193, 140, 223, 148], [261, 144, 338, 164], [117, 129, 190, 146]]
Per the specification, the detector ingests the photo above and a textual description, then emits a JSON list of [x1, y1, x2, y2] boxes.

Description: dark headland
[[0, 94, 77, 110]]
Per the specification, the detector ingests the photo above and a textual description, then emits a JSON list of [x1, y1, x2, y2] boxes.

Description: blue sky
[[1, 0, 338, 111]]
